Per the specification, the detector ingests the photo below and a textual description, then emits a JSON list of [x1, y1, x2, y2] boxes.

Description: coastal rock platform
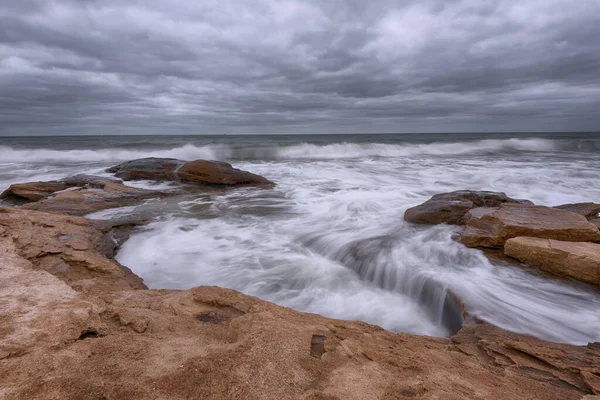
[[1, 206, 600, 400]]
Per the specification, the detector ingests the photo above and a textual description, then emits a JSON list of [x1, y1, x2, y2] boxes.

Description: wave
[[0, 144, 218, 163], [0, 138, 595, 163]]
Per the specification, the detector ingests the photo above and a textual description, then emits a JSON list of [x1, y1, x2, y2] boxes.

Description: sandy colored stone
[[461, 203, 600, 248], [505, 237, 600, 286], [0, 175, 122, 203], [404, 190, 532, 225], [1, 207, 600, 400], [0, 181, 71, 202], [0, 207, 146, 294], [1, 175, 162, 216], [22, 181, 161, 216]]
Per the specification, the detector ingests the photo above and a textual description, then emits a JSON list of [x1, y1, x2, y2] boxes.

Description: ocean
[[1, 132, 600, 344]]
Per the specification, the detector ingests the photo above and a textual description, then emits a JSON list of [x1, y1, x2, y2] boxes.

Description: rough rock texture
[[593, 219, 600, 229], [1, 175, 161, 216], [0, 208, 146, 295], [107, 157, 273, 186], [0, 175, 121, 203], [22, 181, 160, 216], [556, 203, 600, 220], [0, 181, 71, 202], [404, 190, 532, 225], [461, 204, 600, 248], [505, 237, 600, 286], [106, 158, 185, 181], [2, 207, 600, 400]]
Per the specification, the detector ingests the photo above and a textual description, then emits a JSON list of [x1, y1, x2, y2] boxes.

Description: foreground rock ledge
[[2, 208, 600, 400]]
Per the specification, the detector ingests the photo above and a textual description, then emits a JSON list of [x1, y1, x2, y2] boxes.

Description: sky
[[1, 0, 599, 135]]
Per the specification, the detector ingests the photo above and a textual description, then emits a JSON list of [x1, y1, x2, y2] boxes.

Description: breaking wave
[[0, 137, 595, 163]]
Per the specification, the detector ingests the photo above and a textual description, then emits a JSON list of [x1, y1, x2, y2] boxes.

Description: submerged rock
[[555, 202, 600, 220], [404, 190, 532, 225], [461, 204, 600, 248], [336, 235, 464, 334], [505, 237, 600, 286], [107, 157, 273, 186], [1, 206, 600, 399]]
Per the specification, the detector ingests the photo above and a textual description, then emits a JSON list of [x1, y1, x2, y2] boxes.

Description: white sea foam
[[0, 138, 561, 164], [3, 135, 600, 344], [117, 153, 600, 344]]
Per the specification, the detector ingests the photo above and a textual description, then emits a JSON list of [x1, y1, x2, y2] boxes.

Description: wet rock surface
[[555, 203, 600, 220], [106, 157, 185, 181], [461, 204, 600, 248], [404, 190, 532, 225], [107, 157, 274, 186], [505, 237, 600, 287], [1, 174, 162, 216], [0, 174, 121, 203], [22, 182, 161, 216], [2, 207, 600, 399]]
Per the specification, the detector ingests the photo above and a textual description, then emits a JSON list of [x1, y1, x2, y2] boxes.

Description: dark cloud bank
[[1, 0, 599, 135]]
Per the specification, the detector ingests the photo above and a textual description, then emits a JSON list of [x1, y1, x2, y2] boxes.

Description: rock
[[106, 157, 185, 181], [0, 175, 122, 203], [107, 157, 273, 186], [555, 203, 600, 220], [22, 181, 161, 216], [0, 207, 146, 294], [61, 174, 123, 188], [593, 219, 600, 229], [504, 237, 600, 286], [178, 160, 272, 186], [461, 204, 600, 248], [1, 175, 163, 216], [1, 207, 600, 399], [404, 190, 532, 225], [1, 181, 70, 202]]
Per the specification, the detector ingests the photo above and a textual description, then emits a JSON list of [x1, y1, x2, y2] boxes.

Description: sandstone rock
[[404, 190, 532, 225], [556, 203, 600, 220], [0, 175, 121, 203], [0, 207, 146, 294], [461, 204, 600, 248], [107, 157, 273, 186], [1, 175, 163, 216], [2, 207, 600, 400], [178, 159, 273, 186], [22, 181, 161, 216], [504, 237, 600, 286], [0, 181, 70, 202], [593, 219, 600, 229]]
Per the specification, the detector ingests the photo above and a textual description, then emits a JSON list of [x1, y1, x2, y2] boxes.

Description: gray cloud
[[0, 0, 599, 135]]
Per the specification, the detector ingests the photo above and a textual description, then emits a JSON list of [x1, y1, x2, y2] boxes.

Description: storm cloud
[[1, 0, 599, 135]]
